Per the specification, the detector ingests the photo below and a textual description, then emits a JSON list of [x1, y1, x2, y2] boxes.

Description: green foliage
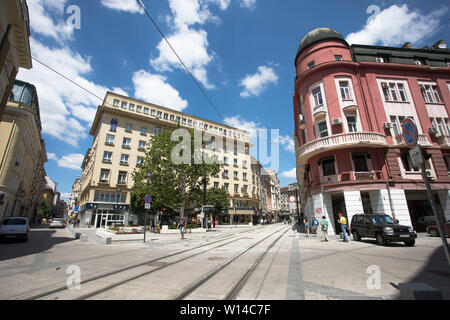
[[131, 126, 220, 219], [37, 198, 51, 218], [206, 187, 229, 216]]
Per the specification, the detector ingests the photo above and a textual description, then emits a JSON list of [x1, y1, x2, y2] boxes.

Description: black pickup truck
[[350, 214, 417, 246]]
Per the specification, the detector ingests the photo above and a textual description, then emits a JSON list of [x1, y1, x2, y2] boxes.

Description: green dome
[[295, 28, 348, 64]]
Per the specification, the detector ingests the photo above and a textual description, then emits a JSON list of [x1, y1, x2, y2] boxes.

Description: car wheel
[[352, 230, 361, 241], [429, 229, 439, 237], [376, 233, 386, 246], [404, 240, 415, 246]]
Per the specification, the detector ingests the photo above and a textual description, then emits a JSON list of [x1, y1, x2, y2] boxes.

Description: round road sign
[[289, 195, 296, 203], [402, 118, 418, 148], [144, 194, 152, 203]]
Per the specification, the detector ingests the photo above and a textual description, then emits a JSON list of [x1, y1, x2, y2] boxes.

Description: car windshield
[[371, 215, 395, 225], [3, 218, 27, 225]]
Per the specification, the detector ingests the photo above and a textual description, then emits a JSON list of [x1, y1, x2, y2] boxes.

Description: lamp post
[[234, 204, 237, 228], [144, 173, 151, 243], [115, 188, 121, 228]]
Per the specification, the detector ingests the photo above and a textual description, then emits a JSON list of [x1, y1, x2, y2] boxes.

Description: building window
[[335, 55, 343, 61], [224, 183, 229, 191], [381, 82, 408, 102], [118, 171, 127, 185], [122, 137, 131, 148], [319, 157, 336, 176], [346, 116, 357, 132], [389, 83, 398, 101], [151, 109, 156, 116], [420, 84, 441, 104], [223, 157, 228, 165], [164, 113, 169, 120], [234, 184, 239, 193], [113, 99, 120, 107], [243, 172, 247, 180], [242, 160, 247, 168], [182, 118, 187, 125], [176, 116, 181, 123], [144, 107, 149, 115], [137, 156, 143, 166], [307, 61, 315, 69], [312, 87, 323, 107], [400, 152, 419, 172], [103, 151, 112, 162], [339, 81, 352, 100], [110, 118, 117, 132], [352, 153, 369, 172], [234, 171, 238, 179], [188, 119, 192, 126], [138, 140, 146, 150], [129, 103, 135, 111], [170, 114, 175, 121], [318, 121, 328, 138], [141, 127, 147, 135], [121, 101, 127, 109], [223, 170, 229, 178], [120, 154, 129, 165], [106, 134, 115, 146], [233, 158, 238, 166], [214, 182, 219, 188], [125, 124, 132, 132], [100, 169, 110, 182], [376, 57, 385, 63], [397, 83, 407, 102], [157, 111, 162, 118], [390, 116, 400, 136]]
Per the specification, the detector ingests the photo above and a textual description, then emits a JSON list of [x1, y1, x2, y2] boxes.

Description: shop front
[[80, 203, 130, 228]]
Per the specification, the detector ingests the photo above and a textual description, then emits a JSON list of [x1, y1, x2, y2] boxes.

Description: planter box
[[96, 228, 144, 241]]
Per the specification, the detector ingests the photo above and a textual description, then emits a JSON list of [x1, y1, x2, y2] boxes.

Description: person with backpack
[[303, 217, 310, 237], [311, 216, 319, 237], [338, 213, 349, 242], [321, 215, 329, 241]]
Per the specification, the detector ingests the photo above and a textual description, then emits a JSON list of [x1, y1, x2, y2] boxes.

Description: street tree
[[131, 126, 220, 221], [206, 187, 229, 227]]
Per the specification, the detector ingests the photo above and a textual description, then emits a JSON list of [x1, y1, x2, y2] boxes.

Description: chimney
[[402, 42, 412, 49], [432, 40, 447, 49]]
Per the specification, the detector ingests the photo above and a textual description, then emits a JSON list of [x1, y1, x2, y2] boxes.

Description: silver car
[[49, 218, 66, 228], [0, 217, 30, 242]]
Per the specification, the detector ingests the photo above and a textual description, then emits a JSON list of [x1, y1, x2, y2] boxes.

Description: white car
[[0, 217, 30, 242], [49, 218, 66, 228]]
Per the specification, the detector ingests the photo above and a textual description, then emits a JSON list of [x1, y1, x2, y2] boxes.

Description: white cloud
[[239, 65, 278, 98], [150, 26, 215, 89], [276, 135, 295, 153], [47, 153, 84, 170], [224, 115, 264, 140], [240, 0, 257, 9], [100, 0, 144, 14], [281, 168, 296, 179], [132, 70, 188, 111], [27, 0, 74, 42], [346, 4, 447, 46]]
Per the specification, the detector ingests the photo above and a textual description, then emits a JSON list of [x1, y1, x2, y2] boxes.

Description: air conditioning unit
[[426, 169, 433, 177], [429, 127, 438, 134], [384, 122, 392, 129], [299, 114, 304, 122], [332, 118, 343, 125]]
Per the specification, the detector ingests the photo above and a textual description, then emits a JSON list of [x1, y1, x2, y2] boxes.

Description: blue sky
[[18, 0, 449, 201]]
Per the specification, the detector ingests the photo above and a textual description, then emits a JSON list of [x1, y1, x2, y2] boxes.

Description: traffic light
[[0, 191, 4, 205]]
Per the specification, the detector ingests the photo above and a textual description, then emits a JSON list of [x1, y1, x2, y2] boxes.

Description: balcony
[[395, 134, 432, 146], [297, 132, 388, 164], [437, 135, 450, 148]]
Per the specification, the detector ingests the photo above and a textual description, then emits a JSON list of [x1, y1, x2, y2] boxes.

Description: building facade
[[293, 28, 450, 234], [78, 91, 262, 228], [266, 169, 281, 222], [0, 80, 47, 221], [0, 0, 32, 122]]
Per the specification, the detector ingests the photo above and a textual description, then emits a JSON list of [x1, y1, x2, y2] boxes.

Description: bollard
[[74, 232, 81, 239], [80, 235, 88, 242]]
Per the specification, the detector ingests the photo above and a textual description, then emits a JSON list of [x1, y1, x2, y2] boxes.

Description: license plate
[[399, 235, 409, 238]]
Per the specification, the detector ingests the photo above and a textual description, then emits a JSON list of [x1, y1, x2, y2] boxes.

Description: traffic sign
[[145, 203, 151, 210], [409, 144, 424, 168], [289, 195, 296, 203], [144, 194, 152, 203], [402, 118, 418, 147]]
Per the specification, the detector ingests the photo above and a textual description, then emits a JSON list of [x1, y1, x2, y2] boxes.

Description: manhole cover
[[147, 261, 169, 267]]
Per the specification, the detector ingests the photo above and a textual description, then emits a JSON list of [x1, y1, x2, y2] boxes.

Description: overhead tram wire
[[413, 18, 450, 47], [135, 0, 225, 123]]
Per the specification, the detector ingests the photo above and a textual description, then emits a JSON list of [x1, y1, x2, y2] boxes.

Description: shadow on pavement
[[0, 229, 75, 261], [400, 245, 450, 299], [359, 239, 409, 247]]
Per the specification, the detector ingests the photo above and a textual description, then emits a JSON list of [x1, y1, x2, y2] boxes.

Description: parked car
[[350, 214, 417, 246], [426, 221, 450, 237], [49, 218, 66, 228], [0, 217, 30, 242], [414, 216, 436, 232]]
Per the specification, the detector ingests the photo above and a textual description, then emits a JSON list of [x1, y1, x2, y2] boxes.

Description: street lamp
[[115, 188, 121, 228], [234, 204, 237, 228], [144, 173, 151, 243]]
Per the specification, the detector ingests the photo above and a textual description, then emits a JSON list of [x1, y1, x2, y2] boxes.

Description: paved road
[[0, 224, 448, 300]]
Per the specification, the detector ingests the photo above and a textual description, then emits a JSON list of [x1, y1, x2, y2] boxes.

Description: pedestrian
[[151, 219, 155, 233], [207, 215, 212, 230], [338, 213, 349, 242], [178, 218, 186, 239], [311, 216, 320, 236], [321, 215, 329, 241], [304, 217, 310, 237]]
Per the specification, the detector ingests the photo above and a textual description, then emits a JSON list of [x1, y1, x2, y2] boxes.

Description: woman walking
[[321, 215, 329, 242], [304, 217, 310, 237], [178, 218, 186, 240]]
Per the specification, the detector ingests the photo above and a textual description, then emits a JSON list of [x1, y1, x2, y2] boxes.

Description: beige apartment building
[[0, 0, 32, 122], [78, 91, 265, 228], [0, 80, 47, 221]]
